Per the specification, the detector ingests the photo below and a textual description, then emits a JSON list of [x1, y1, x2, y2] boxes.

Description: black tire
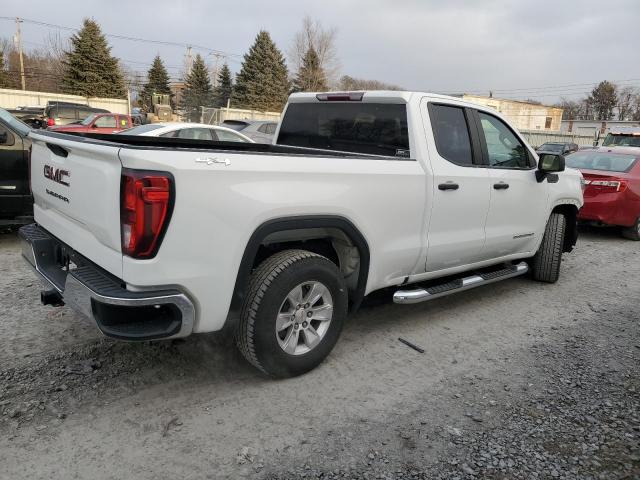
[[235, 249, 348, 378], [621, 218, 640, 241], [530, 213, 566, 283]]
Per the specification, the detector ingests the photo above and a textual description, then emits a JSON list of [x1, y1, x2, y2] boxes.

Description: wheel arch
[[228, 215, 371, 323], [551, 203, 579, 252]]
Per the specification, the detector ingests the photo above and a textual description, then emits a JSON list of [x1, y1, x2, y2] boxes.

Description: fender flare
[[228, 215, 371, 319]]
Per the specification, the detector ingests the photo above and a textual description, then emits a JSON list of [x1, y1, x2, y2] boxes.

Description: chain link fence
[[200, 106, 281, 126]]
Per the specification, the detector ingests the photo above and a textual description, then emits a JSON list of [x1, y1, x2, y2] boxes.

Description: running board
[[393, 262, 529, 304]]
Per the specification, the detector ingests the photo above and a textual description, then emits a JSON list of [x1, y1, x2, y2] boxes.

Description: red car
[[565, 147, 640, 240], [47, 113, 132, 134]]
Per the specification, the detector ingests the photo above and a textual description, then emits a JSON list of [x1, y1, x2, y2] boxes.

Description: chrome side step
[[393, 262, 529, 304]]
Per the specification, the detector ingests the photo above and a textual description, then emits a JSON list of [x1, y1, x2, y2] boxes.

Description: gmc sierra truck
[[20, 91, 583, 377]]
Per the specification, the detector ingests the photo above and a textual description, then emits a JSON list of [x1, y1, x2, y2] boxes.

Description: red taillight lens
[[47, 118, 55, 127], [120, 170, 173, 259]]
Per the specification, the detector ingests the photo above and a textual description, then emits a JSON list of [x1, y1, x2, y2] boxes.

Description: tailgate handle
[[47, 143, 69, 158]]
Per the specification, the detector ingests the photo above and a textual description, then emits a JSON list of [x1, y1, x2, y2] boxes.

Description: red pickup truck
[[47, 113, 133, 134]]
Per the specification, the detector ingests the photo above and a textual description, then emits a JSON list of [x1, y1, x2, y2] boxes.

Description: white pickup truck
[[20, 91, 583, 377]]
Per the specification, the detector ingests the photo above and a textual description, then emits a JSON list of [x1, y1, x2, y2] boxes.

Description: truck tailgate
[[29, 132, 123, 277]]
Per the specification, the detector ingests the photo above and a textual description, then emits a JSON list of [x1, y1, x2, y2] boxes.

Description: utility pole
[[210, 53, 224, 88], [184, 46, 193, 76], [15, 17, 26, 90]]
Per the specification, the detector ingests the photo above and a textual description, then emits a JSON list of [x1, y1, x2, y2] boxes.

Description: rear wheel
[[235, 249, 348, 378], [530, 213, 566, 283], [621, 218, 640, 241]]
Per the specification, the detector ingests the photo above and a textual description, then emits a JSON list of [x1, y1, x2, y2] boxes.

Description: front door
[[475, 110, 549, 257], [422, 101, 491, 272]]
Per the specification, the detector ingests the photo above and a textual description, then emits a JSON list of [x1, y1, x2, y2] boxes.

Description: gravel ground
[[0, 227, 638, 479]]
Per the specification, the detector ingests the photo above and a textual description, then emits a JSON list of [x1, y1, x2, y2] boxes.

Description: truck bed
[[33, 130, 404, 160]]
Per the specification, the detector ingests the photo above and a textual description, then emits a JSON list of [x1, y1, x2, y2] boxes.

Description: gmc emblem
[[44, 165, 70, 187]]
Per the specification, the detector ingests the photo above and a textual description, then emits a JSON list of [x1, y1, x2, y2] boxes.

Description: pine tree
[[180, 54, 214, 122], [0, 50, 11, 88], [232, 31, 289, 111], [213, 63, 233, 107], [293, 45, 327, 92], [61, 19, 126, 98], [141, 55, 171, 110]]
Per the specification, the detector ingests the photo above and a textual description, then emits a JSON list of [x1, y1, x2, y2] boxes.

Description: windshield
[[539, 143, 564, 153], [277, 103, 410, 157], [117, 124, 165, 135], [602, 133, 640, 147], [80, 114, 99, 126], [0, 108, 31, 136], [566, 151, 637, 172]]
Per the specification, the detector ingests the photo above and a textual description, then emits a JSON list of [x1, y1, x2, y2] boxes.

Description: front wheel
[[621, 218, 640, 241], [530, 213, 566, 283], [235, 249, 348, 378]]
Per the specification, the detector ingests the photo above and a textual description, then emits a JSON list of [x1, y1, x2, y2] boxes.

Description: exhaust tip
[[41, 289, 64, 307]]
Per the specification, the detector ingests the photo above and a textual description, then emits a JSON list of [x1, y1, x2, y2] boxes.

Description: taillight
[[47, 118, 55, 127], [120, 169, 173, 259], [584, 179, 627, 192]]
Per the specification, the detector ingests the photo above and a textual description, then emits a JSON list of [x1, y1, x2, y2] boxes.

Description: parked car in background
[[220, 119, 252, 131], [536, 142, 579, 155], [566, 148, 640, 240], [47, 113, 133, 134], [43, 101, 109, 127], [602, 127, 640, 148], [0, 108, 33, 225], [8, 106, 46, 129], [119, 122, 254, 142], [238, 120, 279, 143]]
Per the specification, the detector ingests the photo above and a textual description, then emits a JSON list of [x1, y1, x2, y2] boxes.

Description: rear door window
[[429, 104, 474, 166], [277, 103, 410, 157], [58, 107, 77, 121]]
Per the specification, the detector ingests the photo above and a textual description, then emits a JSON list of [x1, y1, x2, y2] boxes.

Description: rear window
[[118, 124, 165, 135], [277, 103, 410, 157], [602, 134, 640, 147], [566, 152, 637, 172], [539, 143, 564, 153]]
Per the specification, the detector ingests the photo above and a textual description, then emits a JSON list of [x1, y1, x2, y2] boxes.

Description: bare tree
[[616, 86, 636, 120], [289, 16, 340, 86], [556, 98, 581, 120], [338, 75, 403, 91]]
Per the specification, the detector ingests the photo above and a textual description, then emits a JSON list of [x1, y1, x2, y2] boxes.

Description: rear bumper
[[19, 223, 195, 341], [578, 196, 638, 227]]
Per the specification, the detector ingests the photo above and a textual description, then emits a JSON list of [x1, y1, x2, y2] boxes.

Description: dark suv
[[44, 101, 109, 127], [536, 142, 579, 155], [0, 109, 33, 225]]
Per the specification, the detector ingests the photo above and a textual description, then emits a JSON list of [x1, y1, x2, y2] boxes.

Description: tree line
[[555, 80, 640, 121], [0, 17, 400, 119]]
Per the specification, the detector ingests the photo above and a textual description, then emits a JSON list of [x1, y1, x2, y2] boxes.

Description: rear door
[[422, 101, 491, 271], [29, 132, 123, 277], [475, 110, 548, 257], [93, 114, 119, 134], [0, 123, 28, 218]]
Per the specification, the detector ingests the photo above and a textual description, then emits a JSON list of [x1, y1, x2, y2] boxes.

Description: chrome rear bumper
[[19, 223, 195, 341]]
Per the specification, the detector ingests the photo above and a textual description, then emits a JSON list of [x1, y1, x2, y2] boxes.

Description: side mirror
[[91, 123, 99, 128], [0, 131, 7, 144], [536, 153, 565, 182]]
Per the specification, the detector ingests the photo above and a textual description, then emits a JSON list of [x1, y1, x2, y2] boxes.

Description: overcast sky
[[4, 0, 639, 103]]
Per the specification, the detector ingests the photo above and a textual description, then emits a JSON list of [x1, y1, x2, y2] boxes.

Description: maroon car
[[48, 113, 133, 134], [565, 147, 640, 240]]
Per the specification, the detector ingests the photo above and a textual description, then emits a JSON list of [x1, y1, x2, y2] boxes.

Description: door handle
[[493, 182, 509, 190], [438, 182, 459, 191]]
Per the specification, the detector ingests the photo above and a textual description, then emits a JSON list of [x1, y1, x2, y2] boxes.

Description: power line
[[0, 16, 243, 59]]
